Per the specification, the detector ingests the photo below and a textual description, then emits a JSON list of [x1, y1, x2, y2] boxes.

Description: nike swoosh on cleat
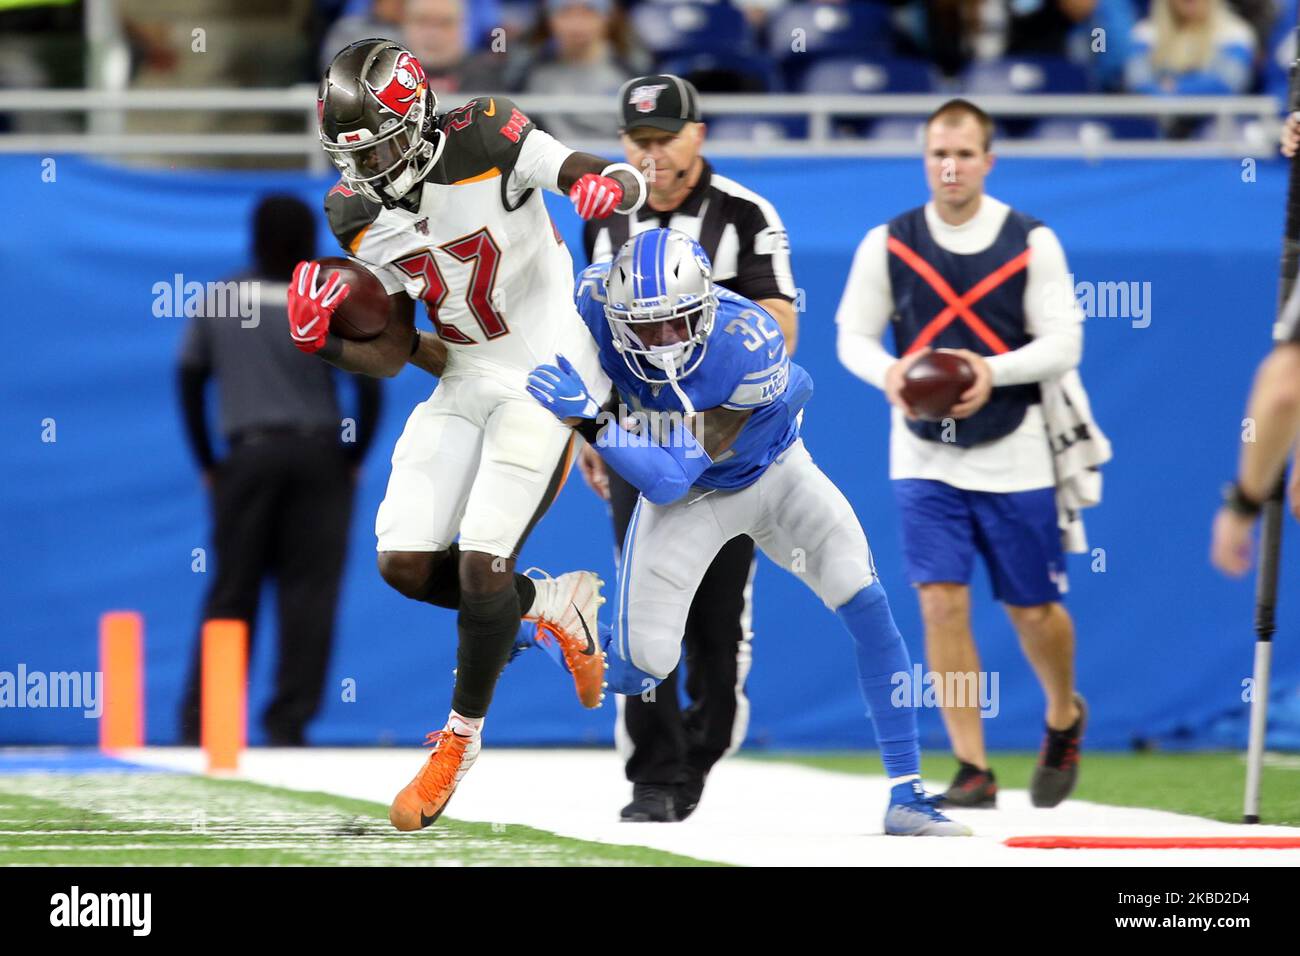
[[420, 807, 438, 827], [572, 601, 596, 655]]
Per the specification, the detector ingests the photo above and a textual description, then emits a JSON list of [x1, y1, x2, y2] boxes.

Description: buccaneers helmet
[[317, 39, 444, 207]]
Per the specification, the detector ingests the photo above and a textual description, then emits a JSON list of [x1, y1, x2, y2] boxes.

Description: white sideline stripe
[[118, 748, 1300, 868]]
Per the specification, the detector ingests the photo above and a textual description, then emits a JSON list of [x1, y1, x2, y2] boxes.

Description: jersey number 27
[[393, 228, 508, 345]]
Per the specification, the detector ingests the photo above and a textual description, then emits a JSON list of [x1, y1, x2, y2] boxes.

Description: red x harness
[[887, 235, 1032, 357]]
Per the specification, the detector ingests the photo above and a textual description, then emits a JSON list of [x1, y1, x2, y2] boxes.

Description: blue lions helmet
[[603, 229, 718, 394]]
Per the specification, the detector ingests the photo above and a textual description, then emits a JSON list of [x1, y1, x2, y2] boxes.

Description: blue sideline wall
[[1, 153, 1296, 751]]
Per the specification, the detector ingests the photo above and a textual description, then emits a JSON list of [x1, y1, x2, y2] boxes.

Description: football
[[314, 256, 391, 341], [900, 351, 975, 421]]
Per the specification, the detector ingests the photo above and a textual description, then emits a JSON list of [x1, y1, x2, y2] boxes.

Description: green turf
[[753, 750, 1300, 826], [0, 772, 720, 866]]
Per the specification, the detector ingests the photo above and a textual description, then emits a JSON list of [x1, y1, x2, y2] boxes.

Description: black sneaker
[[620, 784, 679, 822], [675, 768, 707, 821], [938, 761, 998, 808], [1031, 693, 1087, 808]]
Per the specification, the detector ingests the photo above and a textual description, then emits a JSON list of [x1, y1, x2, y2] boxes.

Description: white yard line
[[120, 748, 1300, 867]]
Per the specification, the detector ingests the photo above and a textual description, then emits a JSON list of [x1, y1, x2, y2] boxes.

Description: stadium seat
[[768, 2, 894, 86], [962, 56, 1091, 95], [632, 0, 753, 56], [658, 50, 782, 92], [767, 2, 893, 60], [800, 56, 935, 94]]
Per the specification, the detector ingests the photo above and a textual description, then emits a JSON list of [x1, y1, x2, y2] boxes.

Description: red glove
[[288, 260, 351, 354], [569, 173, 624, 220]]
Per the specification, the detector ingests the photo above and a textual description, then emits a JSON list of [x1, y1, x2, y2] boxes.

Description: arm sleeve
[[986, 226, 1084, 386], [348, 374, 383, 464], [592, 417, 714, 505], [834, 225, 896, 391], [731, 197, 797, 302]]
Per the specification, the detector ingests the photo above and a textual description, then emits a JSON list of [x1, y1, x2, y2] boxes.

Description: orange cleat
[[523, 569, 608, 709], [389, 725, 481, 831]]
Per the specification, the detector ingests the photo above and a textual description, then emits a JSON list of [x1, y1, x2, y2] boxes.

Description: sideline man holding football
[[287, 39, 647, 830], [528, 228, 970, 836], [835, 99, 1089, 809], [1211, 116, 1300, 573], [575, 75, 798, 823]]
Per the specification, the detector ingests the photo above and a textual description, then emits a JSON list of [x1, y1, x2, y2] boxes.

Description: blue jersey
[[576, 261, 813, 491]]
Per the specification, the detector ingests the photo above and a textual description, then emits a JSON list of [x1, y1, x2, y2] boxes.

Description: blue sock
[[836, 581, 920, 779], [511, 619, 567, 669], [598, 621, 663, 696]]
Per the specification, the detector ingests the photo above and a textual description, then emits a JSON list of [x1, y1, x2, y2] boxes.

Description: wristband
[[601, 162, 647, 215], [1222, 481, 1263, 517]]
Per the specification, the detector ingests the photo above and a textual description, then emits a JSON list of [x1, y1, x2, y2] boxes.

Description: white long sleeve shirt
[[835, 194, 1084, 493]]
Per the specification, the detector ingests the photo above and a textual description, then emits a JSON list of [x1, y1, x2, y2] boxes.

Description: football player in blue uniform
[[525, 228, 969, 836]]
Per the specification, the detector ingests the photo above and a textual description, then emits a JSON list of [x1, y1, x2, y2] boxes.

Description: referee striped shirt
[[582, 158, 796, 304]]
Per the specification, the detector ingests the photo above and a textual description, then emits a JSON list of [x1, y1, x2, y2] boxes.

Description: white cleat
[[523, 569, 607, 708]]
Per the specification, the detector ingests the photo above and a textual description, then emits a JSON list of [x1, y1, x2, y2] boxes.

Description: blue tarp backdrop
[[2, 153, 1297, 751]]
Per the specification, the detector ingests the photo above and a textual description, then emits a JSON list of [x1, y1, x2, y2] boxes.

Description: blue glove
[[526, 353, 601, 421]]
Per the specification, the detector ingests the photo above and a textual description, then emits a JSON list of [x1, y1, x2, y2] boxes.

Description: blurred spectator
[[519, 0, 644, 141], [891, 0, 990, 76], [324, 0, 503, 51], [177, 196, 382, 747], [1070, 0, 1137, 90], [1264, 0, 1294, 103], [895, 0, 1098, 76], [1226, 0, 1277, 62], [403, 0, 508, 94], [1125, 0, 1256, 94], [1007, 0, 1097, 55], [319, 0, 405, 72]]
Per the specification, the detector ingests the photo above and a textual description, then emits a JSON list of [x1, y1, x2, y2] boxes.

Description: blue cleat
[[884, 780, 973, 836]]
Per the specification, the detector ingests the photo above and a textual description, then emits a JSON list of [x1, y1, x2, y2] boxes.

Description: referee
[[579, 74, 798, 822]]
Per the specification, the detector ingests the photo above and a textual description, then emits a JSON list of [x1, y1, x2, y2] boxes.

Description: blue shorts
[[893, 479, 1065, 607]]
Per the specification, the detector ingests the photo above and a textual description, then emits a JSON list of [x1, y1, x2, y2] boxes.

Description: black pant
[[179, 433, 354, 745], [609, 469, 754, 787]]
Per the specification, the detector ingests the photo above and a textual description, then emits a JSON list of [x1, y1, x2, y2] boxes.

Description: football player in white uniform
[[286, 39, 647, 830]]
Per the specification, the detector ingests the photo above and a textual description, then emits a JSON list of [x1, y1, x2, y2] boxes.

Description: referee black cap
[[619, 74, 702, 133]]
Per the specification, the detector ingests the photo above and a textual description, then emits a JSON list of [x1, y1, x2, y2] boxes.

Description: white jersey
[[325, 96, 605, 390]]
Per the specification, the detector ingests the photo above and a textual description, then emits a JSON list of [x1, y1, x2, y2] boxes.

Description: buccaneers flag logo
[[369, 51, 426, 117]]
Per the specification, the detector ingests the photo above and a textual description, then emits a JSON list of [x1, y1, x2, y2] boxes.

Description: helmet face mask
[[318, 40, 444, 207], [604, 230, 717, 387]]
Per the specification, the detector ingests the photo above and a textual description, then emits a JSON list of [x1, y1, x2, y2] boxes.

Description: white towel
[[1041, 369, 1113, 554]]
